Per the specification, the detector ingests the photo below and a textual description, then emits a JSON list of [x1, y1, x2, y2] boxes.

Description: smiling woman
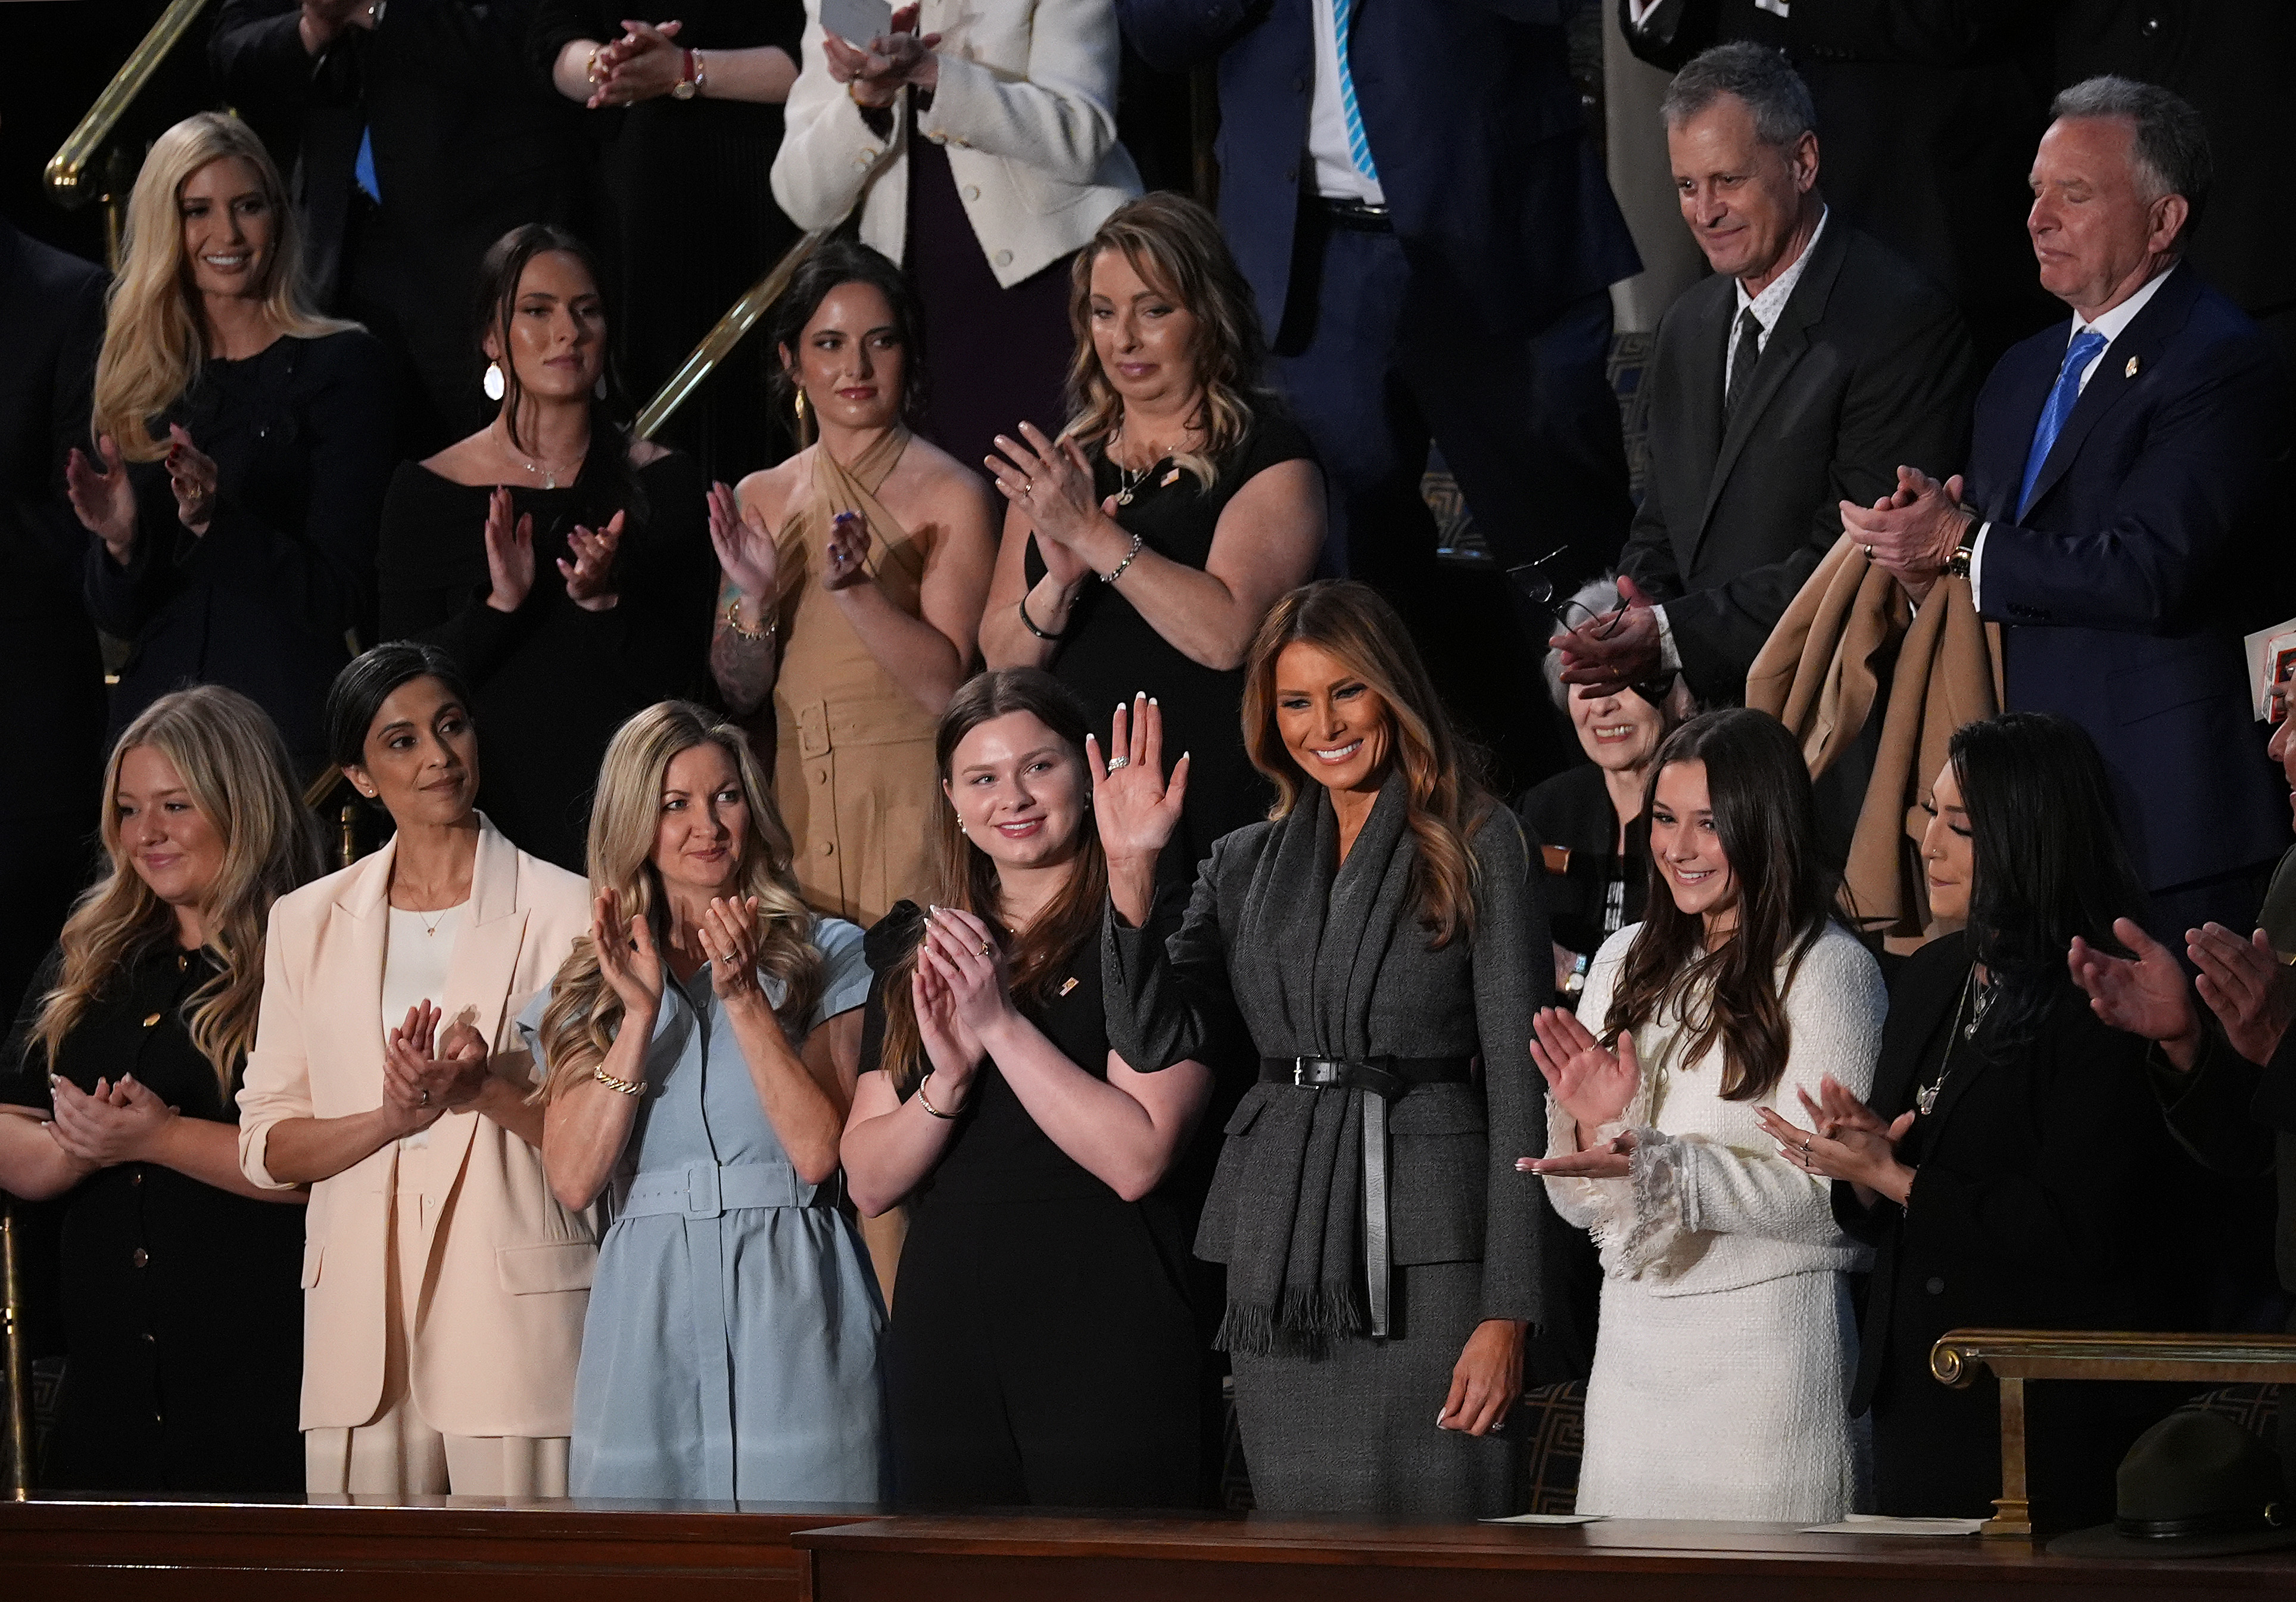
[[0, 686, 320, 1494], [67, 113, 392, 772]]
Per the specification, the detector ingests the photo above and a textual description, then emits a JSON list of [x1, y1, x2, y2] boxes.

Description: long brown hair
[[534, 702, 823, 1100], [1062, 191, 1272, 489], [1601, 708, 1835, 1102], [1241, 581, 1493, 947], [92, 113, 354, 461], [33, 687, 322, 1102], [877, 670, 1109, 1096]]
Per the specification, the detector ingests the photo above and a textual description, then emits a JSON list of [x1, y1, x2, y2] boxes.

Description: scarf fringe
[[1214, 1283, 1366, 1360]]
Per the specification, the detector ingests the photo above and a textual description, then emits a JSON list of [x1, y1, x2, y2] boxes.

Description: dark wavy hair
[[1951, 712, 2149, 1060], [876, 670, 1107, 1095], [1602, 708, 1835, 1102], [473, 223, 643, 525], [764, 237, 926, 447]]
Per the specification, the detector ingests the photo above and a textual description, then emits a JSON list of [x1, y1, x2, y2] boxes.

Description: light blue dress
[[519, 916, 884, 1501]]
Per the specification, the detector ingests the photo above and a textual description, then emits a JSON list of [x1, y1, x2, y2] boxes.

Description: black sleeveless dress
[[868, 910, 1207, 1508], [1025, 415, 1319, 885]]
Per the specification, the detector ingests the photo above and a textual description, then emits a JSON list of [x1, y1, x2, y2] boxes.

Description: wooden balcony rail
[[1930, 1328, 2296, 1538]]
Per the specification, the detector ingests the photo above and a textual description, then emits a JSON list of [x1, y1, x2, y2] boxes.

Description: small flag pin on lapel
[[2125, 356, 2141, 378], [1058, 976, 1079, 996]]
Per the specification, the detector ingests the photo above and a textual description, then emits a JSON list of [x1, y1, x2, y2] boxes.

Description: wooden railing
[[1931, 1328, 2296, 1536]]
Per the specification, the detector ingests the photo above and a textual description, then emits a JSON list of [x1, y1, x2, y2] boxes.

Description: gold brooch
[[2125, 356, 2141, 378]]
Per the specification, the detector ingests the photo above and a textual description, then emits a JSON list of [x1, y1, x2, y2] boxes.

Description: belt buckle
[[1291, 1056, 1311, 1087], [685, 1161, 723, 1218]]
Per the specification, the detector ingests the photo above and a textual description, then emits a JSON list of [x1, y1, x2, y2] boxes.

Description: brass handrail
[[3, 1197, 33, 1497], [1930, 1329, 2296, 1538], [633, 228, 835, 441], [45, 0, 217, 204]]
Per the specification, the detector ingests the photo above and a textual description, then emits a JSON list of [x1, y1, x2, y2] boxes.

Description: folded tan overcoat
[[1746, 534, 2002, 941]]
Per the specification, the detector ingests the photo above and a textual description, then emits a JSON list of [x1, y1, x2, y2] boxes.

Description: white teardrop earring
[[594, 374, 608, 400], [483, 362, 506, 402]]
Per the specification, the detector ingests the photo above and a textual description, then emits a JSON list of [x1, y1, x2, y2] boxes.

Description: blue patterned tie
[[2015, 329, 2106, 518], [1331, 0, 1379, 182]]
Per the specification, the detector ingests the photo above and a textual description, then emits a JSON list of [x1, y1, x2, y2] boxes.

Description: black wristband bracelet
[[1017, 590, 1069, 642]]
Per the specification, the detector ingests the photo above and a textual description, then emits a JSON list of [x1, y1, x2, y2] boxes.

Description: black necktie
[[1724, 307, 1763, 421]]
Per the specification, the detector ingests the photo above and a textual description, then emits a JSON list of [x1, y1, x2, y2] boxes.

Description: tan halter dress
[[771, 430, 940, 927]]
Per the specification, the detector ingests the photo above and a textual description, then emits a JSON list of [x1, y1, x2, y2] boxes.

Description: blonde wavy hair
[[92, 112, 353, 461], [1063, 191, 1271, 490], [535, 702, 824, 1100], [1241, 581, 1496, 948], [32, 686, 323, 1103]]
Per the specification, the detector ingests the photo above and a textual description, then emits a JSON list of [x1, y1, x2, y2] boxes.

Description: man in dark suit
[[210, 0, 587, 453], [1851, 77, 2291, 938], [0, 213, 108, 1025], [1114, 0, 1642, 611], [1620, 0, 2061, 368], [1553, 44, 1977, 713]]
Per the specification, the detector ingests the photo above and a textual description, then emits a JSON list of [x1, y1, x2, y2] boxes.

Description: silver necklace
[[1107, 425, 1189, 506], [1915, 965, 1995, 1115]]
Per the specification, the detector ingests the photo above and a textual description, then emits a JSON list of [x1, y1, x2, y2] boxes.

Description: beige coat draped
[[236, 817, 601, 1435], [1747, 534, 2002, 941]]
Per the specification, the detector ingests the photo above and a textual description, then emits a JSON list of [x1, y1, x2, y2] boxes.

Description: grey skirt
[[1230, 1259, 1521, 1519]]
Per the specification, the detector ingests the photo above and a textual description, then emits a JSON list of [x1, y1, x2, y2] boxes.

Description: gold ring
[[977, 941, 992, 957]]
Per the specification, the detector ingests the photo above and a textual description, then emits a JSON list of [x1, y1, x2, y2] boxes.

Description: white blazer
[[238, 817, 601, 1436], [772, 0, 1142, 287]]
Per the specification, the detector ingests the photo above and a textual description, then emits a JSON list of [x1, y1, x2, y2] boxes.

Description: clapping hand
[[47, 1074, 176, 1166], [560, 510, 624, 611], [164, 425, 219, 535], [1550, 574, 1663, 697], [386, 1002, 495, 1116], [2191, 922, 2296, 1068], [694, 895, 767, 1005], [1753, 1075, 1914, 1207], [821, 511, 873, 592], [910, 927, 984, 1085], [1839, 466, 1972, 604], [2069, 917, 2202, 1067], [1521, 1006, 1640, 1171], [822, 3, 940, 106], [987, 422, 1115, 561], [919, 905, 1014, 1039], [707, 480, 777, 615], [587, 18, 684, 107], [482, 485, 536, 613], [66, 433, 138, 562], [381, 1003, 450, 1135], [592, 886, 666, 1021]]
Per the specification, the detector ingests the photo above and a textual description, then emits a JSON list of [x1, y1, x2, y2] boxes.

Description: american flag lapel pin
[[2125, 356, 2140, 378], [1058, 976, 1079, 996]]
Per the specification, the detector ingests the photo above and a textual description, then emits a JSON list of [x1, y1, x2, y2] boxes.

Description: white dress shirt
[[1964, 264, 2174, 608], [1307, 0, 1384, 205]]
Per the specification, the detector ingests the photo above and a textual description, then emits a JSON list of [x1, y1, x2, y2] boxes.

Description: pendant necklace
[[1915, 965, 1994, 1115], [1107, 424, 1188, 506]]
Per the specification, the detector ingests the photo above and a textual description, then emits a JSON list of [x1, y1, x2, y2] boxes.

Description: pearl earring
[[483, 362, 506, 402]]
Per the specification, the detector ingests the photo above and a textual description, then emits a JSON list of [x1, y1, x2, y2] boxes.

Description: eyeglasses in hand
[[1506, 545, 1627, 642]]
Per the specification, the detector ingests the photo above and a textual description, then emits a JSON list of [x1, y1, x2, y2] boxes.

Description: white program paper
[[1800, 1515, 1986, 1536], [1479, 1513, 1608, 1526]]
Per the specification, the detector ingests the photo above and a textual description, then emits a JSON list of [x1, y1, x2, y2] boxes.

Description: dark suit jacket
[[1968, 263, 2291, 892], [1513, 761, 1649, 962], [1622, 0, 2059, 363], [1618, 218, 1977, 703], [1116, 0, 1639, 340], [1837, 932, 2202, 1520], [210, 0, 581, 307]]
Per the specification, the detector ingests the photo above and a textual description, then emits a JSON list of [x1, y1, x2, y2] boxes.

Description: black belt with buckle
[[1260, 1054, 1475, 1339], [1315, 195, 1394, 232]]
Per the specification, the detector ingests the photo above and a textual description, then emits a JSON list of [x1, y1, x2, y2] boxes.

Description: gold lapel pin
[[1058, 976, 1079, 996], [2125, 356, 2141, 378]]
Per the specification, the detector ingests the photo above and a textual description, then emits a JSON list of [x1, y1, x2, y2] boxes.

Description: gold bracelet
[[915, 1072, 959, 1119], [593, 1065, 646, 1097], [724, 595, 776, 641]]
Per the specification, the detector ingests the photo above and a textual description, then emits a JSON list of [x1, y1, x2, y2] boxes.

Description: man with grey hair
[[1849, 76, 2292, 940], [1553, 43, 1975, 749]]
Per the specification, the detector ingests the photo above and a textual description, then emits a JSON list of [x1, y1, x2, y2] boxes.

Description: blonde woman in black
[[0, 686, 320, 1491]]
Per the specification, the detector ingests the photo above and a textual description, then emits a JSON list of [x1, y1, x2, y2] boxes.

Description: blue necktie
[[1331, 0, 1379, 182], [2015, 328, 2106, 518], [354, 129, 382, 204]]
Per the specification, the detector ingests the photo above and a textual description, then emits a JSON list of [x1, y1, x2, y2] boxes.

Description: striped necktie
[[2016, 329, 2107, 519], [1331, 0, 1379, 182]]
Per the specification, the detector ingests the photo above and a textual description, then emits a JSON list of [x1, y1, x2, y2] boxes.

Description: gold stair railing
[[46, 0, 218, 266], [634, 228, 835, 442], [1930, 1328, 2296, 1538], [3, 1197, 32, 1497]]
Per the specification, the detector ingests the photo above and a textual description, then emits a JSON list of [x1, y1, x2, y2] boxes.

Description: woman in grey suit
[[1092, 579, 1551, 1519]]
